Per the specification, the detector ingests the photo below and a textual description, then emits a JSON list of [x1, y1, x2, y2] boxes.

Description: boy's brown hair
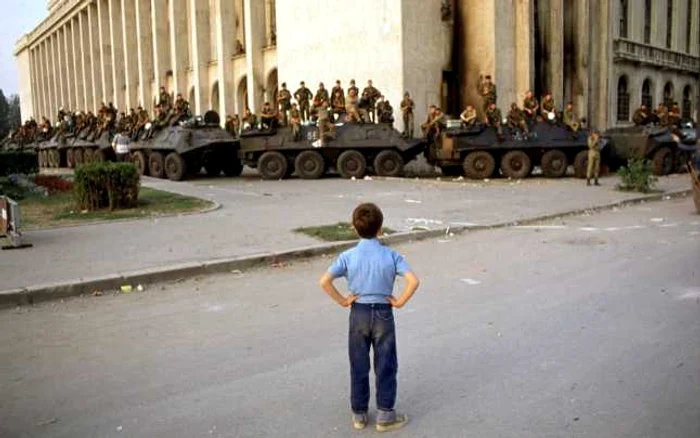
[[352, 203, 384, 239]]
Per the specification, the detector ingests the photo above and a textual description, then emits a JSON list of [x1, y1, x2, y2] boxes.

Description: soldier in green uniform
[[317, 101, 334, 146], [656, 103, 669, 127], [477, 74, 497, 114], [242, 108, 258, 131], [668, 103, 681, 128], [314, 82, 330, 110], [345, 88, 361, 123], [260, 102, 277, 130], [289, 103, 302, 141], [362, 80, 381, 123], [348, 79, 359, 99], [632, 104, 649, 125], [507, 103, 528, 134], [158, 86, 172, 112], [460, 104, 478, 128], [331, 89, 346, 122], [225, 115, 237, 137], [522, 90, 539, 122], [485, 102, 503, 137], [332, 80, 345, 104], [587, 129, 601, 186], [400, 92, 415, 138], [563, 102, 580, 132], [294, 81, 313, 122], [376, 96, 394, 124], [277, 83, 292, 126], [540, 94, 557, 122]]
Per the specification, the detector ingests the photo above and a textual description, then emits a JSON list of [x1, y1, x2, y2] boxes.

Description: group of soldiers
[[631, 102, 684, 130], [223, 79, 401, 144], [7, 86, 193, 147]]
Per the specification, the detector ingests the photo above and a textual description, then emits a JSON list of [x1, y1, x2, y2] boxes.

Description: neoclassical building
[[13, 0, 700, 132]]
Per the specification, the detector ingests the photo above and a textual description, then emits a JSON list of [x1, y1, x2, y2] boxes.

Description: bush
[[0, 151, 38, 176], [617, 158, 658, 193], [34, 174, 73, 193], [74, 162, 140, 211]]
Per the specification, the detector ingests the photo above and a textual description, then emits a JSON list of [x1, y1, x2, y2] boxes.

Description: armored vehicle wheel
[[83, 148, 94, 164], [500, 150, 531, 179], [93, 149, 105, 163], [74, 148, 84, 166], [258, 151, 288, 180], [573, 150, 588, 178], [223, 159, 244, 177], [66, 149, 75, 168], [374, 150, 405, 177], [149, 151, 166, 178], [131, 151, 148, 175], [652, 147, 673, 175], [441, 166, 464, 177], [165, 152, 187, 181], [337, 150, 367, 179], [463, 151, 495, 179], [295, 151, 325, 179], [204, 162, 223, 177], [541, 150, 568, 178]]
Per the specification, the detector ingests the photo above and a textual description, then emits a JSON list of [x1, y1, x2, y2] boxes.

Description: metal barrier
[[1, 196, 32, 250]]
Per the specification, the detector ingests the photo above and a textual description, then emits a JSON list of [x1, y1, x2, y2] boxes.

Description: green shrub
[[0, 151, 38, 176], [617, 158, 658, 193], [74, 162, 140, 211]]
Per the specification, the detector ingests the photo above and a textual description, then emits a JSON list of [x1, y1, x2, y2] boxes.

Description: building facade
[[13, 0, 700, 132]]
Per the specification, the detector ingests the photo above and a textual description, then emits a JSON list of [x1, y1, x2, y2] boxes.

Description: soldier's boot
[[594, 179, 600, 186], [586, 179, 591, 186]]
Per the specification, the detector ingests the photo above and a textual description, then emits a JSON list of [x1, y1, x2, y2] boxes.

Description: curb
[[0, 189, 691, 309]]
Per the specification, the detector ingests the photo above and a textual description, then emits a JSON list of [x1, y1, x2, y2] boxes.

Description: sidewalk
[[0, 173, 692, 292]]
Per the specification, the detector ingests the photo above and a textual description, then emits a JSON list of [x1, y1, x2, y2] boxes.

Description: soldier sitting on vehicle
[[158, 86, 172, 113], [242, 108, 258, 131], [668, 103, 681, 127], [422, 105, 446, 142], [144, 107, 168, 140], [540, 94, 557, 123], [225, 115, 238, 137], [345, 89, 362, 123], [376, 96, 394, 124], [313, 83, 330, 111], [260, 102, 278, 130], [168, 94, 190, 126], [656, 103, 669, 127], [331, 89, 346, 122], [289, 103, 302, 141], [316, 101, 335, 146], [522, 90, 539, 122], [460, 104, 478, 128], [507, 103, 529, 135], [632, 104, 650, 125], [563, 102, 580, 132], [132, 107, 150, 140], [485, 102, 504, 137]]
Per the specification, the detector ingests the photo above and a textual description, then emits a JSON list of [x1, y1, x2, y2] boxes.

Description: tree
[[0, 89, 8, 139], [7, 95, 21, 130]]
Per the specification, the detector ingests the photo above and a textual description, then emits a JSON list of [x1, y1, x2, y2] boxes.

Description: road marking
[[579, 227, 599, 232], [460, 278, 482, 286], [514, 225, 568, 230], [451, 221, 480, 227], [650, 218, 665, 223], [404, 199, 422, 204], [659, 223, 679, 228]]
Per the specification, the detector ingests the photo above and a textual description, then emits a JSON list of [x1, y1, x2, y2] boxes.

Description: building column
[[69, 17, 83, 111], [514, 0, 534, 98], [135, 0, 155, 110], [189, 0, 211, 114], [87, 2, 102, 111], [244, 0, 265, 112], [31, 48, 44, 118], [151, 0, 169, 101], [50, 35, 60, 117], [574, 0, 590, 121], [79, 10, 92, 110], [109, 0, 126, 109], [168, 0, 189, 96], [57, 28, 68, 109], [97, 0, 113, 105], [121, 0, 138, 109], [40, 42, 51, 118], [547, 0, 564, 105], [215, 0, 236, 118]]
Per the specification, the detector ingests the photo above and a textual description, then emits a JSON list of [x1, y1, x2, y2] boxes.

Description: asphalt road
[[1, 198, 698, 437]]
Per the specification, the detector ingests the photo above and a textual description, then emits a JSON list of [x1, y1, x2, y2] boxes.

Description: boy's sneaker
[[376, 410, 408, 433], [352, 412, 368, 430]]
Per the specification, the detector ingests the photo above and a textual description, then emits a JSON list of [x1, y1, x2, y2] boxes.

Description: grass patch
[[294, 222, 396, 242], [13, 186, 213, 230]]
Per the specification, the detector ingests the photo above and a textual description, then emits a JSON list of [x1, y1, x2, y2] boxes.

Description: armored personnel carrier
[[37, 131, 112, 169], [604, 125, 686, 175], [129, 112, 240, 181], [235, 122, 427, 180], [426, 121, 599, 179]]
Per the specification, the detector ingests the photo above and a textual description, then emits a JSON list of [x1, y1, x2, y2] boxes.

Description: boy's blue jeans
[[348, 302, 397, 414]]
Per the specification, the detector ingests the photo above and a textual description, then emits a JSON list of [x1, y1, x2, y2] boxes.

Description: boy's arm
[[388, 271, 420, 309], [319, 272, 358, 308]]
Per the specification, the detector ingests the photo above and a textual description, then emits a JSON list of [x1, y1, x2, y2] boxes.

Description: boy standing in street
[[319, 203, 420, 432]]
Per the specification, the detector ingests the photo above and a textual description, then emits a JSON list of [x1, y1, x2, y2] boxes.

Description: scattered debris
[[120, 285, 133, 293], [270, 262, 289, 268], [230, 269, 245, 278], [37, 418, 59, 427], [116, 426, 123, 432], [364, 176, 373, 181], [92, 290, 103, 297], [136, 285, 144, 292], [460, 278, 481, 286]]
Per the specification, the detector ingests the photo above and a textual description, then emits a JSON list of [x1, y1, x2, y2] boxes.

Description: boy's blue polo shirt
[[328, 238, 411, 304]]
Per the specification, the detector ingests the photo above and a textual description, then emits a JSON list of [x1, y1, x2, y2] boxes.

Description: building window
[[644, 0, 652, 43], [686, 0, 693, 52], [682, 85, 692, 119], [617, 76, 630, 121], [620, 0, 629, 38], [667, 0, 674, 48], [642, 79, 653, 108], [663, 82, 675, 108]]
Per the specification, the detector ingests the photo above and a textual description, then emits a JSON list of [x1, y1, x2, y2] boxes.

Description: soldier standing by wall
[[587, 129, 601, 186], [477, 74, 497, 114], [294, 81, 313, 122], [400, 92, 415, 138], [362, 80, 381, 123], [277, 83, 292, 126]]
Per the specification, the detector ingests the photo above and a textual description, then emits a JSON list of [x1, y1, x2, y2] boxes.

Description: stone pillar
[[168, 0, 189, 96], [31, 49, 43, 118], [574, 0, 590, 122], [244, 0, 265, 112], [514, 0, 534, 100], [120, 0, 138, 109], [547, 0, 564, 105], [151, 0, 168, 105], [97, 0, 114, 105], [87, 2, 102, 111], [50, 35, 60, 117], [189, 0, 211, 114], [39, 42, 51, 118], [109, 0, 126, 109], [69, 18, 83, 111], [57, 29, 67, 109], [79, 10, 91, 111], [215, 0, 236, 118], [135, 0, 155, 110]]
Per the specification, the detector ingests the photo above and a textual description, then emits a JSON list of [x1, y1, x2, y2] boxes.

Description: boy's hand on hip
[[387, 296, 404, 309], [341, 295, 359, 308]]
